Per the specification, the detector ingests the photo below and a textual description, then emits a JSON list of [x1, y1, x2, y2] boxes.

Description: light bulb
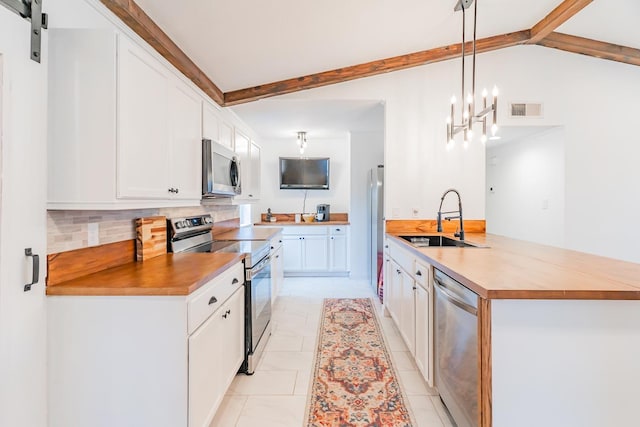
[[467, 130, 473, 141], [451, 95, 457, 104], [446, 116, 452, 124], [492, 86, 499, 97], [467, 93, 473, 104], [463, 111, 469, 120], [491, 123, 499, 136], [480, 134, 488, 144], [482, 88, 488, 98]]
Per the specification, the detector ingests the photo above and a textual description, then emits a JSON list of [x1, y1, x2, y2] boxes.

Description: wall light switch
[[392, 208, 401, 218], [88, 223, 99, 247], [412, 208, 419, 218]]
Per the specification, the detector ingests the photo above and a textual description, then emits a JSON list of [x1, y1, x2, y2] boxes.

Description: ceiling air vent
[[509, 103, 543, 118]]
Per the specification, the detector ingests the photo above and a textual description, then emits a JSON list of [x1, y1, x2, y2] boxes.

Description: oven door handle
[[247, 256, 270, 280]]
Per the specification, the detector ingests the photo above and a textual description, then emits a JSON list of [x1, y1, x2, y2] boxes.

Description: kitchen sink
[[399, 235, 482, 248]]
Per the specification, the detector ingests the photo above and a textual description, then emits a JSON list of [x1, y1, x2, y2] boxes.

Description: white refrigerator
[[369, 165, 384, 300]]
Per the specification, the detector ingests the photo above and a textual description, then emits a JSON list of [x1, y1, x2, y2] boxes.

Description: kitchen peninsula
[[386, 231, 640, 427]]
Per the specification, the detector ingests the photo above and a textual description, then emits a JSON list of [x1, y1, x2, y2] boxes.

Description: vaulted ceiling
[[102, 0, 640, 106]]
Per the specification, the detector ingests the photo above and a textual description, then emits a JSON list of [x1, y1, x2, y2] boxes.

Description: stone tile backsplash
[[47, 204, 239, 254]]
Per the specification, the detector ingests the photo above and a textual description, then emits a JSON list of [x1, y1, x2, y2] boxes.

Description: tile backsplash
[[47, 204, 239, 254]]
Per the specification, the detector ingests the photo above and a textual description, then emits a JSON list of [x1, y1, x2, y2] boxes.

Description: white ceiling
[[232, 99, 385, 140], [131, 0, 640, 93], [131, 0, 639, 143]]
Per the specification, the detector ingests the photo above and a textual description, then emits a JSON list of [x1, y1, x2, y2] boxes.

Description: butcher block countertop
[[254, 220, 350, 226], [46, 252, 244, 296], [387, 233, 640, 300], [215, 225, 283, 241]]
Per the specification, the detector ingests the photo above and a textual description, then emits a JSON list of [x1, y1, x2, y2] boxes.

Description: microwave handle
[[230, 158, 239, 187], [202, 139, 213, 193]]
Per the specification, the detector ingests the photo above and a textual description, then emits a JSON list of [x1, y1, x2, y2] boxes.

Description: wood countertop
[[215, 226, 283, 241], [254, 221, 350, 226], [387, 233, 640, 300], [46, 252, 244, 296]]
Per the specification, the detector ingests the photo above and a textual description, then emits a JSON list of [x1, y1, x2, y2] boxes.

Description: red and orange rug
[[306, 298, 415, 427]]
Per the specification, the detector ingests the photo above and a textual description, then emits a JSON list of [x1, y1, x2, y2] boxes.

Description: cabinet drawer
[[414, 260, 430, 289], [188, 262, 244, 334], [329, 226, 347, 235], [282, 226, 327, 235], [388, 240, 414, 276], [270, 233, 283, 252]]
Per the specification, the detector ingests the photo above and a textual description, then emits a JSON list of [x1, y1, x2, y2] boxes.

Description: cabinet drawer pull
[[275, 255, 279, 259], [336, 228, 341, 231], [208, 296, 218, 305], [396, 269, 401, 275], [232, 278, 239, 284], [222, 309, 231, 319], [416, 270, 422, 276]]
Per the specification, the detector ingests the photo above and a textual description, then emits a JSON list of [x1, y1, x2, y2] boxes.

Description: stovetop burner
[[167, 215, 270, 267]]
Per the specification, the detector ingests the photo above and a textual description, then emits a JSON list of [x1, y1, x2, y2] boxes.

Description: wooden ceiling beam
[[537, 32, 640, 67], [99, 0, 225, 105], [528, 0, 593, 44], [223, 30, 531, 106]]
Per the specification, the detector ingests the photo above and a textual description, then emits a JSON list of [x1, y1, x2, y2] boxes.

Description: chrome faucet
[[436, 188, 465, 241]]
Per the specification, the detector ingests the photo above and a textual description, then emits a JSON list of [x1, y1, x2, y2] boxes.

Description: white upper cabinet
[[202, 101, 220, 142], [117, 35, 171, 199], [234, 130, 261, 201], [168, 81, 202, 200], [219, 121, 234, 151], [48, 30, 203, 208]]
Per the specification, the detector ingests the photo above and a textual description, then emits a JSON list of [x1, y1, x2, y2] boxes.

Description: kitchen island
[[386, 232, 640, 427]]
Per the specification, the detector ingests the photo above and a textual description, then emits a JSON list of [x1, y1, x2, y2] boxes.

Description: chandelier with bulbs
[[446, 0, 498, 149], [296, 131, 308, 155]]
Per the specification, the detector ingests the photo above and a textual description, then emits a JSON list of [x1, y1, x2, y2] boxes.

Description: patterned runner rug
[[305, 298, 414, 427]]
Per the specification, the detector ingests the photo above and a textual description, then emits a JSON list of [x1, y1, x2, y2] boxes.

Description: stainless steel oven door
[[245, 255, 271, 374]]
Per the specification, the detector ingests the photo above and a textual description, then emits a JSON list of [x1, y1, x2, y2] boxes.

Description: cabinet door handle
[[24, 248, 39, 292], [336, 228, 341, 231], [222, 309, 231, 319], [396, 269, 401, 275], [416, 270, 422, 276], [208, 296, 218, 305], [232, 278, 239, 284], [175, 188, 179, 194], [413, 286, 417, 290], [275, 255, 279, 259]]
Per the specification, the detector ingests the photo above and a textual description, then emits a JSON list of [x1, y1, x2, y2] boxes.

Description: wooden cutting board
[[135, 216, 167, 261]]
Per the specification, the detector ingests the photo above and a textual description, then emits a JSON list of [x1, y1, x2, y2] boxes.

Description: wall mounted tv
[[279, 157, 330, 190]]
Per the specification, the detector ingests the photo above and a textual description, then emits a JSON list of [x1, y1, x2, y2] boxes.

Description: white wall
[[350, 130, 384, 279], [486, 127, 565, 247], [252, 135, 351, 222], [271, 45, 640, 263]]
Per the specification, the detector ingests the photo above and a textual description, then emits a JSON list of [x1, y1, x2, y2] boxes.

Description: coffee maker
[[316, 204, 330, 222]]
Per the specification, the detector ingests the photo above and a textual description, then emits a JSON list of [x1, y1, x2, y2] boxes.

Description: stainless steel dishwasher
[[434, 269, 479, 427]]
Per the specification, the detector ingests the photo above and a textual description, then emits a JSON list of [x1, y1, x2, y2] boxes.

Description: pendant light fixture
[[297, 131, 308, 155], [446, 0, 498, 149]]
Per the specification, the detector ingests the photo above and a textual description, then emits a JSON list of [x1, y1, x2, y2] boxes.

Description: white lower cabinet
[[270, 233, 284, 306], [385, 239, 434, 387], [281, 225, 349, 275], [48, 262, 245, 427], [188, 287, 244, 427]]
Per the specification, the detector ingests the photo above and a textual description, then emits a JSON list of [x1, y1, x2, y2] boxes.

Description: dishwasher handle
[[434, 278, 478, 316]]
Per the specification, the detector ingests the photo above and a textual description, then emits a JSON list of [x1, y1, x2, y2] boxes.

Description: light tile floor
[[210, 277, 455, 427]]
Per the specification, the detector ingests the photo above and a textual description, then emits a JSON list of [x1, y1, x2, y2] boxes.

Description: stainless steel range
[[167, 214, 271, 375]]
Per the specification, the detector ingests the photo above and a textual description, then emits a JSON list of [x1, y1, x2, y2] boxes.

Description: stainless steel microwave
[[202, 139, 241, 198]]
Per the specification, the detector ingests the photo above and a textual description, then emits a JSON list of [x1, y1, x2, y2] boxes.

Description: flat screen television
[[279, 157, 330, 190]]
